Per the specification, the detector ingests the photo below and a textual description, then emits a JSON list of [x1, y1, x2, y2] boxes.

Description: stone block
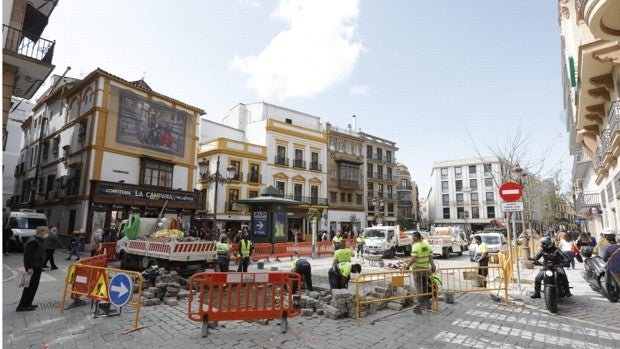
[[164, 298, 178, 306], [316, 309, 324, 316], [387, 302, 404, 311], [323, 304, 342, 318], [142, 291, 155, 299], [301, 308, 314, 316], [142, 297, 161, 306]]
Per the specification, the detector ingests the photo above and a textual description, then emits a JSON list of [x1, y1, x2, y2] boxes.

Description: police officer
[[405, 231, 434, 309], [291, 251, 313, 291], [216, 233, 231, 272], [237, 232, 253, 272]]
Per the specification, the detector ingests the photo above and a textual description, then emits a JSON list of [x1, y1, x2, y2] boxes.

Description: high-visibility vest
[[216, 242, 230, 256], [239, 239, 252, 257], [411, 241, 432, 269]]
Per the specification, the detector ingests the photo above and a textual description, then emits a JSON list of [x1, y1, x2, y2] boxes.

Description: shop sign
[[97, 183, 197, 203]]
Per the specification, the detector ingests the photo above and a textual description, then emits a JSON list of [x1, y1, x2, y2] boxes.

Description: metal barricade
[[188, 272, 302, 337], [273, 242, 295, 260], [293, 241, 313, 257], [99, 242, 117, 264], [61, 264, 147, 334], [316, 241, 334, 256], [251, 243, 273, 261], [230, 243, 239, 263], [433, 265, 510, 303], [354, 269, 437, 326]]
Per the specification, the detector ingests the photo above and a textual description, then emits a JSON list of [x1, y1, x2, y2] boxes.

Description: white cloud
[[235, 0, 262, 9], [231, 0, 363, 100], [349, 84, 368, 96]]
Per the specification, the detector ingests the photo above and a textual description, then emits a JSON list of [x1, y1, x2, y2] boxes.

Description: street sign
[[253, 211, 267, 236], [499, 181, 523, 202], [500, 201, 524, 212], [109, 273, 132, 307]]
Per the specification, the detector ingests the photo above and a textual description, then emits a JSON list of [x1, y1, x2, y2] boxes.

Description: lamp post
[[371, 198, 384, 226], [198, 155, 237, 235], [513, 163, 530, 260]]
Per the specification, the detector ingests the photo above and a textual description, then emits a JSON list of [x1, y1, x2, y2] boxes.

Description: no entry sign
[[499, 181, 522, 202]]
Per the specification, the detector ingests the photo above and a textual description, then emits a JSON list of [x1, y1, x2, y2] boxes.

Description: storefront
[[87, 180, 199, 239]]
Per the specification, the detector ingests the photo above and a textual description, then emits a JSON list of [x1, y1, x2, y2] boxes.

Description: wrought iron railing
[[309, 161, 322, 171], [3, 25, 55, 63]]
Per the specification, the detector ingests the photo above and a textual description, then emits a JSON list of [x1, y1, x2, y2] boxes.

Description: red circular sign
[[499, 181, 523, 202]]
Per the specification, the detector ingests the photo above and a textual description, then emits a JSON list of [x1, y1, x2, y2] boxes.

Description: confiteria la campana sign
[[96, 184, 197, 203]]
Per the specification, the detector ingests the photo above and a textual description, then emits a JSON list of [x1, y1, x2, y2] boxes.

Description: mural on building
[[116, 91, 187, 156]]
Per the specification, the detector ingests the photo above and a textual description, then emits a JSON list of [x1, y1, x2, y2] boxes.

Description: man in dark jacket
[[16, 226, 48, 311], [43, 226, 63, 270]]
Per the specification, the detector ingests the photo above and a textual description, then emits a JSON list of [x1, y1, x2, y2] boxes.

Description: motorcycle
[[580, 246, 619, 303], [532, 259, 567, 313]]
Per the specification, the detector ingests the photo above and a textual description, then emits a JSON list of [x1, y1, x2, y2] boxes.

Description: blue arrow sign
[[108, 273, 132, 307]]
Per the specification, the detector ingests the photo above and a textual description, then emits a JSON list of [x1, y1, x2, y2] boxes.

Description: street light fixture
[[198, 155, 237, 234]]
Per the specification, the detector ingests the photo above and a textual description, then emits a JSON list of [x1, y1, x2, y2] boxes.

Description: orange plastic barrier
[[70, 254, 108, 300], [230, 243, 239, 263], [344, 238, 357, 249], [293, 242, 313, 257], [316, 241, 334, 256], [99, 242, 117, 264], [251, 243, 272, 261], [188, 272, 301, 337], [273, 242, 295, 260]]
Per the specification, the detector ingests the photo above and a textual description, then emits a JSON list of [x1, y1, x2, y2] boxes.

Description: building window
[[367, 182, 374, 198], [485, 178, 493, 188], [310, 185, 318, 204], [471, 192, 478, 204], [454, 167, 462, 179], [340, 192, 346, 202], [356, 194, 363, 204], [367, 163, 373, 178], [487, 206, 495, 219], [249, 163, 260, 183], [366, 145, 373, 158], [443, 207, 450, 219], [441, 168, 448, 180], [483, 164, 492, 175], [455, 180, 463, 191], [42, 142, 49, 159], [227, 188, 239, 211], [456, 193, 464, 205], [377, 165, 383, 180], [338, 162, 360, 188], [293, 149, 304, 168], [442, 194, 449, 206], [377, 184, 384, 198], [276, 145, 287, 165], [386, 167, 392, 181], [469, 165, 476, 175], [375, 148, 382, 161], [470, 179, 477, 191], [229, 160, 241, 181], [441, 181, 448, 193], [249, 190, 258, 198], [310, 151, 320, 170], [78, 122, 87, 141], [386, 150, 392, 163], [294, 183, 303, 201], [485, 192, 494, 204], [52, 136, 60, 155], [142, 159, 173, 188], [275, 181, 285, 196], [330, 191, 337, 203], [472, 207, 480, 219]]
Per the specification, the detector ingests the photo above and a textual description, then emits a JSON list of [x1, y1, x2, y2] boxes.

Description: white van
[[3, 209, 48, 250]]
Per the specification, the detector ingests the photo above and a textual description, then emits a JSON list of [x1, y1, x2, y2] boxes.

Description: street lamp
[[198, 155, 237, 234]]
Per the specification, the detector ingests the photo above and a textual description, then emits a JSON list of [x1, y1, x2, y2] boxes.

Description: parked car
[[469, 232, 508, 261]]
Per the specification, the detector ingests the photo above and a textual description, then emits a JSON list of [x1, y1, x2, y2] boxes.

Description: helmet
[[602, 228, 616, 237], [540, 237, 555, 251]]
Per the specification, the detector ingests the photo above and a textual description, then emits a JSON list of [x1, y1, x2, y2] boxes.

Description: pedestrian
[[291, 251, 313, 291], [236, 232, 253, 272], [593, 228, 616, 258], [321, 231, 327, 242], [558, 232, 577, 269], [405, 231, 434, 309], [90, 228, 103, 257], [66, 231, 82, 261], [587, 232, 597, 247], [576, 232, 591, 249], [216, 233, 231, 272], [603, 242, 620, 286], [3, 222, 13, 255], [356, 233, 365, 257], [43, 226, 62, 270], [16, 226, 48, 311]]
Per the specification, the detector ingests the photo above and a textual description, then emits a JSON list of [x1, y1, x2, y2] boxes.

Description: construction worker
[[405, 231, 434, 309], [237, 232, 253, 272], [216, 233, 231, 272], [332, 230, 344, 250], [356, 233, 365, 257], [291, 251, 313, 291]]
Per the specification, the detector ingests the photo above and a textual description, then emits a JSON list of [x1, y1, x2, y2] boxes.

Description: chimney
[[352, 115, 357, 133]]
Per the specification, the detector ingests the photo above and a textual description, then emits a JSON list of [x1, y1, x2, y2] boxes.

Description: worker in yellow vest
[[405, 231, 434, 309], [216, 234, 231, 272], [332, 230, 344, 250], [237, 232, 253, 272], [356, 233, 365, 257]]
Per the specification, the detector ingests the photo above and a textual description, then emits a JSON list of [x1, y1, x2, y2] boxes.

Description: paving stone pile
[[140, 268, 190, 306]]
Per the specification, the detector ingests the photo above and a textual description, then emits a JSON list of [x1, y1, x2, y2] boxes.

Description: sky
[[39, 0, 569, 196]]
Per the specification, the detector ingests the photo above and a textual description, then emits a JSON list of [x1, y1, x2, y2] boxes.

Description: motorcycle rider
[[593, 228, 617, 259], [530, 236, 571, 298]]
